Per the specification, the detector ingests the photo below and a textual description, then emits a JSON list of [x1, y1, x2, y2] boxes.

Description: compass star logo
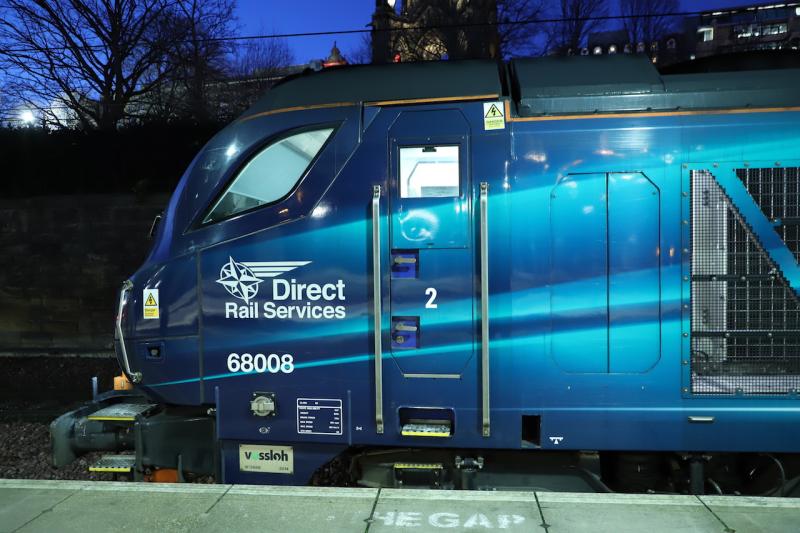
[[216, 257, 262, 302]]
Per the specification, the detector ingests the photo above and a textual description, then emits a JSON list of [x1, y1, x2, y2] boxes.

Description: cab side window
[[203, 128, 334, 224]]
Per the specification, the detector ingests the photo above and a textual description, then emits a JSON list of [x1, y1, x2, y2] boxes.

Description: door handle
[[392, 256, 417, 265], [371, 185, 384, 434], [480, 182, 490, 437], [394, 324, 418, 332]]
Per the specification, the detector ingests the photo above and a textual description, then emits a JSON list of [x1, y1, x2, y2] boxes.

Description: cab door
[[386, 110, 474, 376]]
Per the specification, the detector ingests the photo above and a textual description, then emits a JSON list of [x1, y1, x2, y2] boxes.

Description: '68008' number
[[227, 353, 294, 374]]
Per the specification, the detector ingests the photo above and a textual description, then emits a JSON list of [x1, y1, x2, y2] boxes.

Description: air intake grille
[[737, 167, 800, 261], [690, 170, 800, 395]]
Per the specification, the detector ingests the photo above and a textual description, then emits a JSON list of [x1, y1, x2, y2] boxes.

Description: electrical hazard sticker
[[483, 101, 505, 130], [143, 288, 159, 319]]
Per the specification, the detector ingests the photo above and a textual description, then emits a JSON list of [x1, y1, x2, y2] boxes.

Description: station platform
[[2, 479, 799, 532]]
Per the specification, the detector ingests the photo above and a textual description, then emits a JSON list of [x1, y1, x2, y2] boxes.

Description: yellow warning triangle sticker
[[145, 294, 157, 306], [485, 104, 503, 118], [483, 101, 505, 130]]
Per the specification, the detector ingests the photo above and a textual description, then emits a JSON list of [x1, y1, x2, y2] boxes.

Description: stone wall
[[0, 194, 169, 354]]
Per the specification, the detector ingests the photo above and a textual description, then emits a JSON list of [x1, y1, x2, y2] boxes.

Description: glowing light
[[311, 204, 330, 218], [595, 149, 615, 156], [503, 181, 511, 190], [225, 143, 239, 158], [20, 110, 34, 124], [526, 152, 547, 163], [698, 27, 714, 42], [279, 208, 289, 215]]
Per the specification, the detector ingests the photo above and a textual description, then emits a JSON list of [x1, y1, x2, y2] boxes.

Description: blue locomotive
[[52, 54, 800, 493]]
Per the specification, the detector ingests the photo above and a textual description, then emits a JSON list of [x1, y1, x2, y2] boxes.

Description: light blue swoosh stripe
[[150, 318, 680, 388]]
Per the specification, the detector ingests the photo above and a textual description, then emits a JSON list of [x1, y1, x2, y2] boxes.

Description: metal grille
[[736, 167, 800, 261], [690, 170, 800, 395]]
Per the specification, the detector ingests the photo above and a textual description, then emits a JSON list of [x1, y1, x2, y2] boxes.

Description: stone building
[[322, 42, 348, 67], [371, 0, 499, 63], [694, 2, 800, 58], [585, 28, 693, 67], [572, 2, 800, 67]]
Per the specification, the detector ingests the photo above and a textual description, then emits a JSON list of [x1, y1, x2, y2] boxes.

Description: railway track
[[0, 402, 79, 423], [0, 401, 107, 481]]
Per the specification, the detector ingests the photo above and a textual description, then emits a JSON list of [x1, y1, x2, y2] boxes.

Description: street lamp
[[20, 109, 35, 125]]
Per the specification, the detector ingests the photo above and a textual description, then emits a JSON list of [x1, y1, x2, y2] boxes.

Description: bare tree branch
[[497, 0, 546, 57], [0, 0, 176, 130], [345, 33, 372, 65], [545, 0, 608, 54], [620, 0, 679, 46], [164, 0, 238, 122], [222, 36, 294, 117]]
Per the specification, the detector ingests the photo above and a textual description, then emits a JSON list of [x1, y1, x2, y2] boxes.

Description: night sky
[[235, 0, 751, 63]]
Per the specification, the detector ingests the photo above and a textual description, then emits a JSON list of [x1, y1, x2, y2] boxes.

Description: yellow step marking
[[400, 430, 451, 437], [89, 466, 133, 473], [394, 463, 444, 470]]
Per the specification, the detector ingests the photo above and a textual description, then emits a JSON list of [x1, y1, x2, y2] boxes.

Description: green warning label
[[483, 102, 505, 130]]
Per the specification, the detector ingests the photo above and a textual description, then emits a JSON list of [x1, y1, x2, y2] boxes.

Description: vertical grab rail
[[372, 185, 384, 434], [480, 182, 490, 437], [116, 279, 142, 383]]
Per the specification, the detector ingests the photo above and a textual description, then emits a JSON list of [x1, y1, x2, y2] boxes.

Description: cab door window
[[399, 145, 460, 198]]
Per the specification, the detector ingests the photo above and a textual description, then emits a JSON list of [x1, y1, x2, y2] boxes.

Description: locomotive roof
[[245, 60, 504, 117], [245, 55, 800, 118], [510, 55, 800, 116]]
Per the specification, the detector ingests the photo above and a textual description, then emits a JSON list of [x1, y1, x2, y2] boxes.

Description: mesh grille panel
[[737, 167, 800, 261], [690, 170, 800, 395]]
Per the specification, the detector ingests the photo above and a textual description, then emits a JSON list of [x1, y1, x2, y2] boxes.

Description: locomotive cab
[[53, 55, 800, 493]]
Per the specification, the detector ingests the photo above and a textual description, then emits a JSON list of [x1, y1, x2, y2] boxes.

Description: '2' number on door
[[425, 288, 438, 309]]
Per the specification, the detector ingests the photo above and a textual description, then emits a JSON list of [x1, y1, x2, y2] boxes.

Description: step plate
[[89, 455, 136, 473], [394, 463, 445, 470], [88, 403, 155, 421], [401, 423, 451, 438]]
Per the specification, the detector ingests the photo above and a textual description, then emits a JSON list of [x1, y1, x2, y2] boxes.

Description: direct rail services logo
[[216, 257, 347, 320]]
